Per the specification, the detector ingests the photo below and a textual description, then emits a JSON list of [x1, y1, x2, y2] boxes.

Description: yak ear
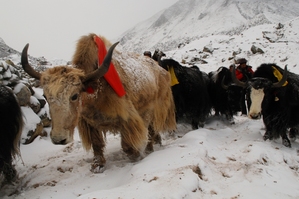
[[272, 65, 288, 88]]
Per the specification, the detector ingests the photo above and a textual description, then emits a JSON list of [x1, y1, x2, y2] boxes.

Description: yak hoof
[[90, 156, 106, 173], [90, 164, 105, 173], [282, 138, 291, 148], [196, 121, 205, 129], [263, 131, 273, 141], [145, 143, 154, 154], [1, 163, 17, 183], [289, 128, 298, 141], [127, 152, 142, 162], [263, 134, 269, 141], [289, 136, 296, 142], [228, 117, 235, 125]]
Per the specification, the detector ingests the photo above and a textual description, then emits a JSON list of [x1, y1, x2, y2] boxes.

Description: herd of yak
[[0, 34, 298, 186]]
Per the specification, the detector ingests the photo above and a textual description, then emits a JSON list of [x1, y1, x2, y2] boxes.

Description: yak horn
[[272, 66, 288, 88], [231, 65, 246, 88], [83, 41, 119, 83], [221, 76, 229, 90], [21, 43, 42, 80]]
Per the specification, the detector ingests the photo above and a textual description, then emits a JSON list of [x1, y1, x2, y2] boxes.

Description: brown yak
[[21, 33, 176, 173]]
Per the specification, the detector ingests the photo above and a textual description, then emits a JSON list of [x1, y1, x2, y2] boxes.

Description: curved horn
[[83, 41, 119, 83], [231, 65, 246, 88], [221, 76, 229, 90], [272, 66, 288, 88], [21, 44, 42, 80]]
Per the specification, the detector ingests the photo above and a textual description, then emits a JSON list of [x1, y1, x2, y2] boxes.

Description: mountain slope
[[119, 0, 299, 53], [0, 37, 20, 58]]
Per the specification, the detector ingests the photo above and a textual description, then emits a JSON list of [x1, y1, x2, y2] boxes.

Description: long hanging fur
[[0, 85, 23, 183], [72, 33, 176, 155], [250, 64, 299, 147]]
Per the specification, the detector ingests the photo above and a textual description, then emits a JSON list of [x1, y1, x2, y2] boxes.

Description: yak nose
[[51, 138, 67, 145], [249, 113, 261, 120]]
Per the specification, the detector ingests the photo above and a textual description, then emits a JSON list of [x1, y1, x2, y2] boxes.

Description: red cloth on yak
[[94, 36, 125, 97]]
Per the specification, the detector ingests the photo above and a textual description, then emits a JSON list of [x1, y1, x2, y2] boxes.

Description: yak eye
[[71, 93, 79, 101]]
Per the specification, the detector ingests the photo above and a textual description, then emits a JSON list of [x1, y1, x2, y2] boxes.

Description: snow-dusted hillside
[[0, 37, 20, 58], [167, 17, 299, 73], [120, 0, 299, 54]]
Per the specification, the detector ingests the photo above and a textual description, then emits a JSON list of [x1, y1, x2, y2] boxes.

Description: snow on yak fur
[[21, 34, 176, 173], [232, 63, 299, 147], [0, 85, 23, 185], [152, 50, 211, 129]]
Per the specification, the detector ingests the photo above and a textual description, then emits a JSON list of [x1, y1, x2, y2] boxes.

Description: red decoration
[[94, 36, 125, 97], [86, 86, 94, 94]]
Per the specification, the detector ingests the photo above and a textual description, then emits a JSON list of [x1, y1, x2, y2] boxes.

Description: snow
[[1, 0, 299, 198], [4, 116, 299, 198]]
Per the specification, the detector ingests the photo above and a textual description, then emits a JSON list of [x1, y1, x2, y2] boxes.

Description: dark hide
[[248, 63, 299, 147], [152, 49, 165, 63], [159, 59, 211, 129], [0, 85, 23, 184], [208, 67, 244, 123]]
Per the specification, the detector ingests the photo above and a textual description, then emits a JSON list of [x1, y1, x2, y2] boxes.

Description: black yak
[[208, 66, 244, 124], [153, 50, 211, 129], [0, 85, 23, 184], [232, 63, 299, 147]]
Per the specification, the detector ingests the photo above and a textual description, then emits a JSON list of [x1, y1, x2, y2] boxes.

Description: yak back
[[160, 58, 211, 120]]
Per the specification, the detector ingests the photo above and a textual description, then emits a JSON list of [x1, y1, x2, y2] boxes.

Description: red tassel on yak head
[[93, 36, 126, 97]]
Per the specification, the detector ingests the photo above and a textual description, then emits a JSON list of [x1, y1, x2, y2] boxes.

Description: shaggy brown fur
[[22, 33, 176, 173], [72, 34, 176, 171]]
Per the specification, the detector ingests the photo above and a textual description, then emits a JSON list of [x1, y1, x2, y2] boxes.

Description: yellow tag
[[168, 65, 179, 86], [272, 66, 288, 86]]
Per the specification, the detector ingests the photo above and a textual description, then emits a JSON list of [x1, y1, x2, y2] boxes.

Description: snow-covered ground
[[3, 109, 299, 198]]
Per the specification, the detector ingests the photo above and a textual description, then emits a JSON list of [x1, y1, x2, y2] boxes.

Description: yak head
[[152, 49, 166, 67], [232, 64, 288, 119], [21, 42, 118, 145]]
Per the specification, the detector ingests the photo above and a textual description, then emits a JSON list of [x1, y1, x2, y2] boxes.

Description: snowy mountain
[[0, 37, 20, 58], [119, 0, 299, 54]]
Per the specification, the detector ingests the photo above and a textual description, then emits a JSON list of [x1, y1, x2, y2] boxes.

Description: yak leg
[[263, 130, 273, 141], [120, 116, 148, 161], [78, 117, 106, 173], [145, 126, 162, 154], [198, 115, 206, 129], [225, 110, 235, 125], [190, 119, 198, 129], [121, 138, 141, 161], [90, 128, 106, 173], [289, 128, 298, 142], [281, 132, 291, 148], [0, 158, 17, 183], [241, 90, 248, 115]]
